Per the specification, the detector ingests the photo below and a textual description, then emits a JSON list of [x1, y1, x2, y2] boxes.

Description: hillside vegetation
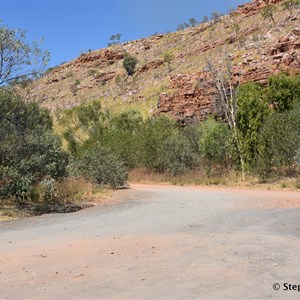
[[21, 0, 299, 121]]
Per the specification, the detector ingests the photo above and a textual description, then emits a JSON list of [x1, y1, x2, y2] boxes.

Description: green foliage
[[58, 73, 300, 183], [157, 134, 199, 176], [163, 51, 174, 72], [177, 24, 185, 31], [9, 76, 33, 88], [108, 33, 121, 47], [232, 23, 240, 34], [88, 68, 97, 77], [237, 83, 270, 169], [202, 16, 209, 23], [111, 109, 143, 132], [267, 73, 300, 112], [62, 105, 143, 170], [261, 5, 276, 24], [123, 53, 138, 76], [177, 17, 198, 31], [137, 116, 178, 170], [198, 118, 231, 169], [182, 124, 202, 154], [163, 52, 174, 65], [0, 23, 49, 86], [0, 91, 68, 201], [60, 100, 107, 154], [211, 12, 222, 22], [84, 110, 143, 169], [72, 143, 128, 189], [255, 108, 300, 179], [188, 18, 198, 27], [65, 71, 74, 78], [294, 149, 300, 169], [282, 0, 300, 15]]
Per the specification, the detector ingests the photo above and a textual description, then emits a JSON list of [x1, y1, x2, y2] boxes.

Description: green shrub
[[237, 82, 270, 169], [182, 124, 202, 155], [295, 149, 300, 168], [197, 118, 231, 173], [79, 110, 143, 169], [261, 5, 276, 24], [163, 52, 174, 65], [157, 134, 199, 176], [0, 91, 68, 201], [88, 68, 98, 77], [137, 116, 178, 170], [255, 109, 300, 179], [282, 0, 300, 15], [73, 143, 128, 189], [123, 53, 138, 76], [267, 73, 300, 112]]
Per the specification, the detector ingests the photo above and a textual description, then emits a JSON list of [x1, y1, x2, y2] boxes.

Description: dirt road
[[1, 184, 300, 299]]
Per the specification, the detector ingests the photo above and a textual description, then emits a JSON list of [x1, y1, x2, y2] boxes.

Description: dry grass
[[129, 168, 300, 191], [0, 178, 114, 222]]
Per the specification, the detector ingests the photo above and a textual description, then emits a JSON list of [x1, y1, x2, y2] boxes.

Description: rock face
[[158, 73, 219, 125], [24, 0, 299, 119], [158, 29, 300, 124], [237, 0, 283, 16]]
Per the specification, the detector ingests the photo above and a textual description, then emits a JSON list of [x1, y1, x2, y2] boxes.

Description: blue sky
[[1, 0, 247, 67]]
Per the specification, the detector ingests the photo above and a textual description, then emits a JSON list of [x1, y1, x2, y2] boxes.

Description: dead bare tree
[[205, 55, 246, 180]]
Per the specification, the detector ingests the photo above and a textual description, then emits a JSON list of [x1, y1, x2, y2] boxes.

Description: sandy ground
[[1, 184, 300, 299]]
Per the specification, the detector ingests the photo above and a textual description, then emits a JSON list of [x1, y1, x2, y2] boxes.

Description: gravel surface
[[1, 184, 300, 299]]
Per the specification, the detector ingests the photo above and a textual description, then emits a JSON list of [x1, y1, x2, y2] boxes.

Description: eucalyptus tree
[[0, 23, 49, 86]]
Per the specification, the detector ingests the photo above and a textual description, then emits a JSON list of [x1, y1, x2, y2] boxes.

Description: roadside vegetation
[[59, 72, 300, 185], [1, 73, 300, 218], [1, 9, 300, 220]]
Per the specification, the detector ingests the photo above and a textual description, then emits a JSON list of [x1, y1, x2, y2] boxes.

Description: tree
[[256, 108, 300, 178], [205, 55, 246, 179], [236, 83, 270, 170], [189, 18, 198, 27], [202, 16, 209, 23], [137, 116, 177, 170], [0, 23, 49, 86], [0, 91, 68, 201], [231, 23, 241, 47], [85, 110, 143, 169], [163, 51, 174, 72], [267, 73, 300, 112], [282, 0, 300, 16], [123, 53, 138, 76], [261, 5, 276, 24], [177, 24, 185, 31], [183, 22, 190, 29], [211, 12, 221, 22], [197, 118, 231, 173], [157, 134, 199, 176], [59, 100, 108, 154], [108, 33, 122, 47], [73, 142, 128, 189]]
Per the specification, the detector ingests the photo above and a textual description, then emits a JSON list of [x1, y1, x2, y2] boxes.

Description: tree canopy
[[0, 23, 49, 86]]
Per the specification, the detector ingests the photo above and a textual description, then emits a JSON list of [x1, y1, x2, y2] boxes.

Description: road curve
[[1, 184, 300, 299]]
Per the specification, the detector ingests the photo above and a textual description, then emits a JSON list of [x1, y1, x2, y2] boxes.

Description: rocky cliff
[[24, 0, 299, 122]]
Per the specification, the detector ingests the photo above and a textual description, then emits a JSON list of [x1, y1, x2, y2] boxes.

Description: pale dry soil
[[1, 184, 300, 300]]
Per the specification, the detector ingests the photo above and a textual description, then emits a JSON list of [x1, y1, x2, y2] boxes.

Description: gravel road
[[1, 184, 300, 300]]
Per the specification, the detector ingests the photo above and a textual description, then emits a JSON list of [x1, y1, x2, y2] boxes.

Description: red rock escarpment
[[158, 30, 300, 124]]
